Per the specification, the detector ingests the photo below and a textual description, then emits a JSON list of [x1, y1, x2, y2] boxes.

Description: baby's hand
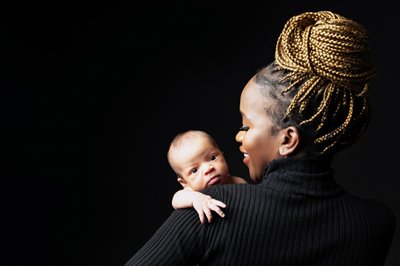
[[192, 192, 226, 224]]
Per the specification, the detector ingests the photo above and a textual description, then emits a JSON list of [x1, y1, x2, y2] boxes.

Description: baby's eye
[[239, 126, 249, 131], [210, 154, 217, 161], [190, 168, 198, 174]]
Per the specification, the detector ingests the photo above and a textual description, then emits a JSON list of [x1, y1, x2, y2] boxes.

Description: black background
[[2, 1, 399, 265]]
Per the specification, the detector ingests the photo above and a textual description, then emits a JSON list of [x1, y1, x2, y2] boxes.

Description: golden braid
[[275, 11, 376, 154]]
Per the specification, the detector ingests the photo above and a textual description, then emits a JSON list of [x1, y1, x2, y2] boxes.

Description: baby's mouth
[[207, 175, 221, 186]]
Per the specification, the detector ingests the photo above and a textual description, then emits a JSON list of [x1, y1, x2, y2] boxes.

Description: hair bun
[[275, 11, 376, 92]]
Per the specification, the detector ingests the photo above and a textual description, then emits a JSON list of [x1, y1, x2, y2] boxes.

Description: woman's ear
[[279, 126, 300, 157]]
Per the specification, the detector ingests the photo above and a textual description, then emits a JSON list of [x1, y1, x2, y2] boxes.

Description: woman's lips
[[243, 153, 249, 165]]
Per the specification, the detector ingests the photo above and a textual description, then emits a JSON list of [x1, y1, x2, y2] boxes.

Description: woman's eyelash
[[239, 126, 249, 131]]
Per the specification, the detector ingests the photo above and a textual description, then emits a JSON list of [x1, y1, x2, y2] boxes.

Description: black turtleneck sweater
[[125, 158, 395, 265]]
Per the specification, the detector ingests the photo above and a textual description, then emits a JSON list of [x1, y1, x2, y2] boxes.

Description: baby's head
[[167, 130, 231, 191]]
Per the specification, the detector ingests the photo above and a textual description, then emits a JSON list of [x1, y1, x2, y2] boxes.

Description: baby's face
[[173, 137, 231, 191]]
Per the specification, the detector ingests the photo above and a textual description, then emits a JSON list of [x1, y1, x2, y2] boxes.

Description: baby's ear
[[177, 177, 188, 188]]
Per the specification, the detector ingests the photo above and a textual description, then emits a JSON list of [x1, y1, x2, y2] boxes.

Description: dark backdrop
[[2, 1, 399, 265]]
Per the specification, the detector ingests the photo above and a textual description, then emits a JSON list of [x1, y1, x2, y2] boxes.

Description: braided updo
[[259, 11, 376, 156]]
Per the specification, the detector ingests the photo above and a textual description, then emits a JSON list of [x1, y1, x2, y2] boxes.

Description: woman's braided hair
[[271, 11, 376, 155]]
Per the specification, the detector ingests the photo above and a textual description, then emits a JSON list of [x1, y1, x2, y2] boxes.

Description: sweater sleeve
[[124, 208, 204, 266]]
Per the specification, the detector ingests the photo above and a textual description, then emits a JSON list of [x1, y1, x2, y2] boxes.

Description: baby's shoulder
[[231, 175, 247, 184]]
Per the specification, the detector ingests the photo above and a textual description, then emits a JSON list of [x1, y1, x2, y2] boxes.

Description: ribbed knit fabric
[[125, 157, 396, 266]]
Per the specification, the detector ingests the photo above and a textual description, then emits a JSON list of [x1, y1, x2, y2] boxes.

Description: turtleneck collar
[[260, 157, 344, 196]]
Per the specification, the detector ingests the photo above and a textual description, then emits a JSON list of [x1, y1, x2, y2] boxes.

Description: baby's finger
[[208, 203, 225, 218], [203, 207, 213, 223], [212, 199, 226, 208], [198, 211, 206, 224]]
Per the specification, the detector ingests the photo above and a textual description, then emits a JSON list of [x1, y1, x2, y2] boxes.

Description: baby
[[167, 130, 246, 224]]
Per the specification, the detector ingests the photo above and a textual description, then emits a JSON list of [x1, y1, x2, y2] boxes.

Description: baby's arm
[[172, 189, 226, 224]]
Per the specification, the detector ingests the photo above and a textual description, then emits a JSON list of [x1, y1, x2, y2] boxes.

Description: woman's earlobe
[[279, 147, 287, 156]]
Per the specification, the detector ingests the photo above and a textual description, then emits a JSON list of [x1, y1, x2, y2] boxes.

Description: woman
[[125, 11, 395, 265]]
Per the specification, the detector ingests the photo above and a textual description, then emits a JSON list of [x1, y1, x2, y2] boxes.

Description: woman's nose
[[235, 131, 244, 143]]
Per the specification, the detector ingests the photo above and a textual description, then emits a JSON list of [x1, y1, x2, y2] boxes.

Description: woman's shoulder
[[366, 198, 396, 222], [202, 178, 253, 198], [345, 194, 396, 226]]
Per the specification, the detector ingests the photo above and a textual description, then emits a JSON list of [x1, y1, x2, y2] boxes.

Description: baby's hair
[[271, 11, 375, 155], [167, 130, 219, 174], [168, 130, 219, 150]]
